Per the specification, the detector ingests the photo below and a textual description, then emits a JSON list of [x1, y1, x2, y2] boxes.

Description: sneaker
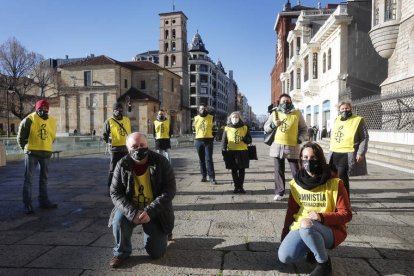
[[309, 257, 332, 276], [273, 194, 285, 201], [39, 202, 58, 209], [210, 179, 217, 185], [201, 177, 207, 182], [24, 204, 34, 215], [239, 188, 246, 194]]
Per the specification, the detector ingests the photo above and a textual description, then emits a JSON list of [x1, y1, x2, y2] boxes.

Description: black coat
[[221, 123, 252, 170], [108, 150, 176, 234]]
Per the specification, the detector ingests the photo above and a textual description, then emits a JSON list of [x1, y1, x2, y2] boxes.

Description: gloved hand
[[242, 136, 251, 144]]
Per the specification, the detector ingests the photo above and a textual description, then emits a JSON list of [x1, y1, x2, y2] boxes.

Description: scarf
[[293, 164, 331, 190]]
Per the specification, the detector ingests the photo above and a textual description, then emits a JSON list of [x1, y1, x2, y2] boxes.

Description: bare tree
[[32, 54, 58, 98], [0, 37, 39, 120]]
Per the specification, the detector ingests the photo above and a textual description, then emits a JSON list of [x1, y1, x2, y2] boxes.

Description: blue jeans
[[195, 139, 215, 179], [23, 154, 51, 205], [112, 210, 167, 259], [278, 220, 334, 264]]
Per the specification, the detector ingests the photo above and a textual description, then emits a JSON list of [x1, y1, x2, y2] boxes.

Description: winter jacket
[[108, 150, 176, 234]]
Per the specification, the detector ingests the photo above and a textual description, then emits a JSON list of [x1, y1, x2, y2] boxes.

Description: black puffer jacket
[[108, 150, 176, 234]]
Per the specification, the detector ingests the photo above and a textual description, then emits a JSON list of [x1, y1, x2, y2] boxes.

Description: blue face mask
[[129, 147, 149, 161]]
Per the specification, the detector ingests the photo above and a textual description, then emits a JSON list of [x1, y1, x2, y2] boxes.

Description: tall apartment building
[[188, 32, 229, 126]]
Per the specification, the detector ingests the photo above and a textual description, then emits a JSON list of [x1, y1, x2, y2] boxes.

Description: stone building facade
[[56, 55, 183, 135]]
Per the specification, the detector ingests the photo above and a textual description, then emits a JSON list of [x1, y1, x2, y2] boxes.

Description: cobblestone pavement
[[0, 140, 413, 275]]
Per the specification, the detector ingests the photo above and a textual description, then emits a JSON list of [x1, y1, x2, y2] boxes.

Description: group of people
[[17, 95, 368, 274]]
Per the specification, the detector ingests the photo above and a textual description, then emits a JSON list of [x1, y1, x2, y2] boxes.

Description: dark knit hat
[[113, 102, 123, 110]]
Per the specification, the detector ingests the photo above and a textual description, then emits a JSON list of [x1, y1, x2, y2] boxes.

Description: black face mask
[[157, 115, 165, 121], [36, 110, 49, 120], [341, 111, 352, 120], [129, 147, 149, 161], [302, 159, 322, 175], [199, 110, 207, 116], [279, 102, 294, 113], [113, 110, 123, 119]]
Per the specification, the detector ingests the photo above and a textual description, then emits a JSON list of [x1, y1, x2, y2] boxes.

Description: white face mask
[[231, 117, 239, 124]]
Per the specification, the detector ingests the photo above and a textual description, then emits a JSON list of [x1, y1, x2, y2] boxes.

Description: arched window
[[171, 55, 176, 66], [172, 29, 176, 38], [164, 55, 169, 67], [327, 49, 332, 70], [323, 53, 326, 73], [172, 41, 176, 51], [165, 30, 169, 39], [164, 42, 169, 52]]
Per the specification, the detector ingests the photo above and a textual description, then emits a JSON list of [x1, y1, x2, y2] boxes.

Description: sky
[[0, 0, 335, 116]]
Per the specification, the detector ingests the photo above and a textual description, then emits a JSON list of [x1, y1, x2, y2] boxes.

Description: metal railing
[[352, 88, 414, 131], [0, 134, 195, 160]]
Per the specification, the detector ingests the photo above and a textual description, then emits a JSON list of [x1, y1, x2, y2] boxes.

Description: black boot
[[309, 257, 332, 276]]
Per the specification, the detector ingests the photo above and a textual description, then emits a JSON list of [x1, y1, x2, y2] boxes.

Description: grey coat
[[264, 109, 307, 159], [108, 151, 176, 234], [328, 116, 369, 176]]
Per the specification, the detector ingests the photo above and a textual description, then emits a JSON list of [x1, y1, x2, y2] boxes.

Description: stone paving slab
[[0, 142, 413, 275]]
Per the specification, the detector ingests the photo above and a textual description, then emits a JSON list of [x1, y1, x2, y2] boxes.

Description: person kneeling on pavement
[[108, 132, 176, 268], [278, 142, 352, 276]]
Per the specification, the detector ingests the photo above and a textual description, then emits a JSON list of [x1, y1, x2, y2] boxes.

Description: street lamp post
[[6, 88, 9, 138]]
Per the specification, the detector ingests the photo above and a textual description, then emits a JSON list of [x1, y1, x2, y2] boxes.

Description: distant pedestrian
[[222, 112, 252, 193], [278, 142, 352, 276], [92, 129, 96, 136], [73, 129, 78, 135], [312, 126, 319, 141], [329, 101, 369, 199], [17, 99, 58, 214], [153, 109, 172, 163], [108, 132, 176, 268], [321, 126, 327, 139], [307, 127, 314, 142], [103, 102, 132, 196], [193, 104, 217, 184], [264, 94, 307, 201]]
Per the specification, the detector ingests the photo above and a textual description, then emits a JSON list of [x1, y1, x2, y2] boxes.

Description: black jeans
[[331, 152, 350, 198], [231, 168, 245, 188], [274, 158, 299, 196], [108, 151, 128, 188]]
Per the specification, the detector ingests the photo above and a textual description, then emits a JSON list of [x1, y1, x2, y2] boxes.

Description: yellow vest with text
[[274, 110, 300, 146], [109, 117, 131, 146], [26, 112, 56, 152], [224, 125, 248, 151], [154, 119, 170, 139], [289, 178, 340, 231], [193, 114, 214, 139], [132, 168, 154, 210], [330, 115, 362, 153]]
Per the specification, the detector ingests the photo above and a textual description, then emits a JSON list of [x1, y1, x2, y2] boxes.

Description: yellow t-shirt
[[224, 125, 248, 151], [132, 168, 154, 210], [330, 115, 362, 153], [154, 119, 170, 139], [26, 112, 56, 152], [274, 110, 300, 146], [289, 178, 340, 231], [109, 117, 131, 146], [193, 114, 214, 139]]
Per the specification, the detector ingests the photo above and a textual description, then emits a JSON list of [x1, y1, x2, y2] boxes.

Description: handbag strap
[[111, 118, 129, 135]]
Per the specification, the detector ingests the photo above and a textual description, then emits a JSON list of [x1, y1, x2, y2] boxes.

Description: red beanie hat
[[35, 99, 49, 110]]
